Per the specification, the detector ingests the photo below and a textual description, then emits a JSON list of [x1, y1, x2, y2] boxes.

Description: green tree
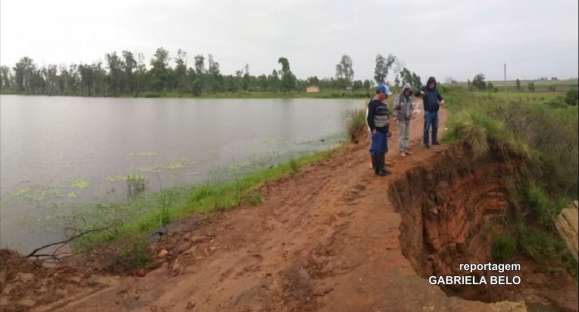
[[174, 49, 189, 92], [306, 76, 319, 86], [515, 78, 521, 91], [122, 51, 137, 94], [194, 55, 205, 74], [1, 65, 13, 91], [374, 54, 396, 84], [133, 53, 148, 96], [13, 57, 36, 92], [278, 57, 296, 92], [335, 55, 354, 89], [242, 64, 250, 91], [363, 80, 371, 90], [150, 48, 170, 92], [43, 65, 59, 95], [105, 52, 125, 95], [192, 55, 207, 94], [268, 70, 280, 91], [400, 68, 422, 92], [472, 73, 487, 90], [207, 54, 223, 92], [528, 81, 535, 92]]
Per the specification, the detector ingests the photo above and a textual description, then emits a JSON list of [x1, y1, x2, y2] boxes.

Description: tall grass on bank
[[443, 90, 578, 197], [444, 90, 578, 277], [344, 108, 367, 143], [69, 149, 335, 271]]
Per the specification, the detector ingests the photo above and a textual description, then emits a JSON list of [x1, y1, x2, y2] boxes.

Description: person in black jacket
[[367, 84, 391, 176], [420, 77, 445, 148]]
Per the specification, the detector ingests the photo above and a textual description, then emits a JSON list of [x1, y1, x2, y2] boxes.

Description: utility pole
[[504, 64, 507, 81]]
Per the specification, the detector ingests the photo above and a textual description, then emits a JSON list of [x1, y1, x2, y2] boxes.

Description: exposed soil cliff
[[389, 142, 578, 311]]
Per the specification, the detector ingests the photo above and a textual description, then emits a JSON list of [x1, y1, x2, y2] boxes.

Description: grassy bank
[[70, 148, 338, 271], [442, 89, 578, 277]]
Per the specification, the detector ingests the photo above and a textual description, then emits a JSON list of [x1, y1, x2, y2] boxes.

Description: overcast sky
[[1, 0, 577, 81]]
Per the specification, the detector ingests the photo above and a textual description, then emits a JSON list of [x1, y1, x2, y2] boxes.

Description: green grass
[[444, 90, 578, 195], [452, 79, 578, 93], [491, 234, 517, 261], [344, 108, 367, 143], [72, 148, 336, 267]]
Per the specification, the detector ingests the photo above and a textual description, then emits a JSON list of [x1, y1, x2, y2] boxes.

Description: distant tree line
[[0, 48, 422, 97]]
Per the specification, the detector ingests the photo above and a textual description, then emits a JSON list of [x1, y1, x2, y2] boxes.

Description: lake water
[[0, 95, 365, 253]]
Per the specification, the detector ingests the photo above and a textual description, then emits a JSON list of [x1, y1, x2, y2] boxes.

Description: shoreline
[[0, 91, 373, 100], [65, 146, 343, 257]]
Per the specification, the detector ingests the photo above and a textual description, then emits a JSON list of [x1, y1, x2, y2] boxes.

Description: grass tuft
[[491, 234, 517, 261], [344, 108, 367, 143]]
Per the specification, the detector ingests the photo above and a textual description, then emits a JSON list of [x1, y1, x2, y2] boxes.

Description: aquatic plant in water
[[70, 178, 90, 189], [127, 174, 146, 199]]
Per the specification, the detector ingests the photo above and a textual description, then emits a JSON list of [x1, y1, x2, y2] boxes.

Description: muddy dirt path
[[37, 106, 526, 312]]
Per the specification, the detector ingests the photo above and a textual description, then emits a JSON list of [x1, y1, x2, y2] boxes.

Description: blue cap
[[375, 83, 391, 95]]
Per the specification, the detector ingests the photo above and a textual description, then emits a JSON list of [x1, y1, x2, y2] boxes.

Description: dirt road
[[36, 107, 526, 312]]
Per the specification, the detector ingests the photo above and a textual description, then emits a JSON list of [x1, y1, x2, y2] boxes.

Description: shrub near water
[[344, 108, 367, 143]]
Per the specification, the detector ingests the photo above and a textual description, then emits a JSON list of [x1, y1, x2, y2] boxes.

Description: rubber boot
[[371, 155, 379, 174], [376, 153, 390, 176]]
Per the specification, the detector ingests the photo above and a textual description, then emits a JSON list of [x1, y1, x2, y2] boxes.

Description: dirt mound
[[389, 142, 578, 311], [0, 249, 105, 311]]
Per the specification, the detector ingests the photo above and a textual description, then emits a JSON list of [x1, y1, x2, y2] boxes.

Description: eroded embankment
[[389, 142, 578, 310]]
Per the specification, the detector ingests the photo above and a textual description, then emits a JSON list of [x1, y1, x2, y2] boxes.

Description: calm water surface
[[0, 95, 365, 252]]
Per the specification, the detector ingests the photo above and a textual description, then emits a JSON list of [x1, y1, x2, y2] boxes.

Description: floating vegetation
[[128, 151, 159, 158], [127, 174, 146, 199], [70, 178, 90, 189], [137, 166, 162, 173], [161, 160, 188, 170], [135, 160, 191, 173], [7, 186, 64, 202], [13, 187, 33, 198], [105, 175, 128, 182], [67, 192, 77, 199]]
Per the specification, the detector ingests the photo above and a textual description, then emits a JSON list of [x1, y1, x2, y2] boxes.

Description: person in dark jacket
[[420, 77, 444, 148], [367, 84, 391, 176]]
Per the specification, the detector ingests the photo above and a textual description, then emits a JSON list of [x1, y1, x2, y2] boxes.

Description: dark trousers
[[423, 111, 439, 145], [370, 131, 388, 173], [370, 131, 388, 156]]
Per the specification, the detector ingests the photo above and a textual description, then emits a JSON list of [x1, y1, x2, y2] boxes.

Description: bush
[[526, 184, 556, 227], [344, 108, 367, 143], [565, 88, 578, 106], [491, 234, 516, 261], [289, 158, 299, 174], [108, 236, 152, 273], [515, 222, 564, 264]]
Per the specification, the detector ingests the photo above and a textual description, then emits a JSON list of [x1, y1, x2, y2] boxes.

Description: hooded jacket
[[422, 77, 443, 112], [393, 83, 414, 121]]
